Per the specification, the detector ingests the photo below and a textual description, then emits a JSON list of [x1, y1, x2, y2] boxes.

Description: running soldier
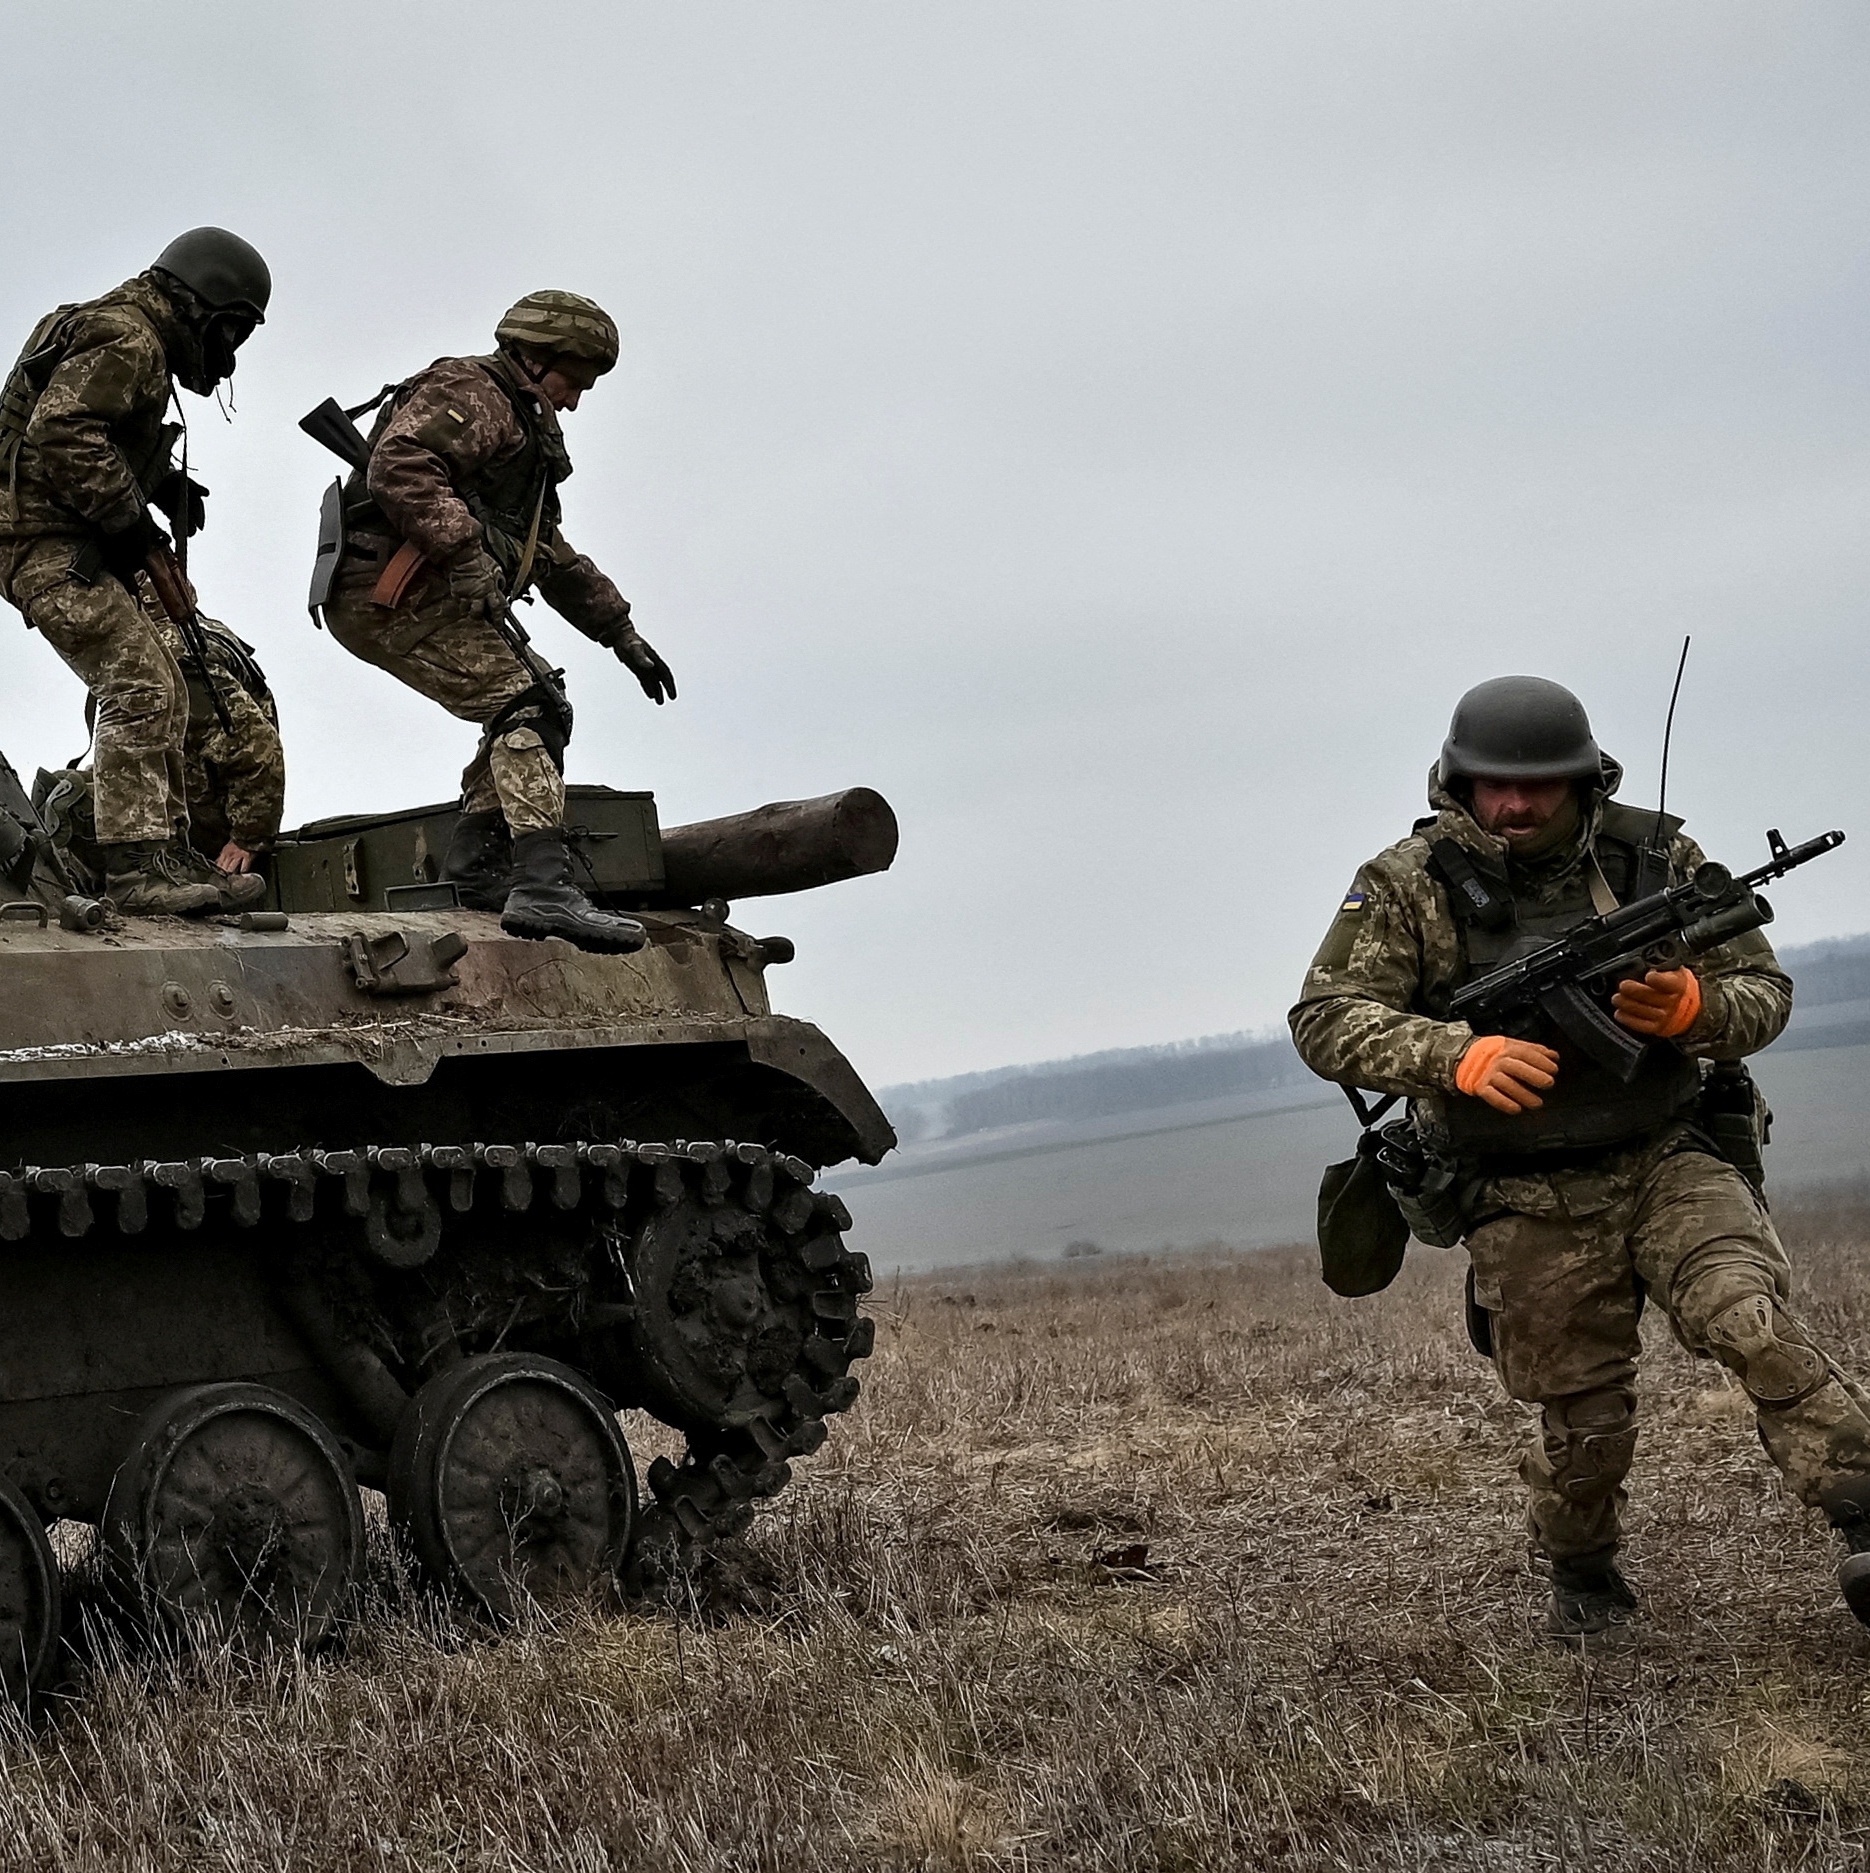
[[1290, 675, 1870, 1638]]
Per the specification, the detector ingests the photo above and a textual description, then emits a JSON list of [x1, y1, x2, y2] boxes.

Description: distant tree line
[[883, 934, 1870, 1144]]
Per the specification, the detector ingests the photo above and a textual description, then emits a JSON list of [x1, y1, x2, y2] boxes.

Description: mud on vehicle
[[0, 763, 897, 1695]]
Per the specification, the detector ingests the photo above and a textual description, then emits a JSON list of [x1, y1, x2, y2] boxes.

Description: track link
[[0, 1136, 876, 1574]]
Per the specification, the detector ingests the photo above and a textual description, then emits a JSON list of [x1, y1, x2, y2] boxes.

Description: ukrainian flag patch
[[1339, 890, 1367, 914]]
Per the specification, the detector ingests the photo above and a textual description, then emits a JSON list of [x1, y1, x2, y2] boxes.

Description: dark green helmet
[[151, 228, 272, 323], [1438, 676, 1602, 786]]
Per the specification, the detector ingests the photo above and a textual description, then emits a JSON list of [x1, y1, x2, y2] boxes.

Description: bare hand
[[216, 841, 257, 875]]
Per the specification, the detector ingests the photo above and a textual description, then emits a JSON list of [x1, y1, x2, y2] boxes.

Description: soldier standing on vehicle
[[317, 291, 675, 952], [0, 228, 271, 916], [1289, 675, 1870, 1639]]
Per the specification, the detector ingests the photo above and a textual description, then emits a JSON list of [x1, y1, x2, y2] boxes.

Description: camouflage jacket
[[0, 274, 194, 549], [1288, 768, 1792, 1124], [361, 353, 632, 646]]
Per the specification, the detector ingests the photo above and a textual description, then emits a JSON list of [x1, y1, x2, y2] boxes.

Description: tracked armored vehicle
[[0, 762, 897, 1695]]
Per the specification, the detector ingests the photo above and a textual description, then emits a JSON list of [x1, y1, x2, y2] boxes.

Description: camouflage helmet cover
[[1438, 675, 1603, 786], [495, 290, 619, 375], [150, 227, 272, 322]]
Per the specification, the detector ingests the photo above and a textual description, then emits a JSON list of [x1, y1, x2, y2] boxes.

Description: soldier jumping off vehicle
[[1290, 675, 1870, 1639], [0, 227, 271, 917], [315, 291, 675, 953]]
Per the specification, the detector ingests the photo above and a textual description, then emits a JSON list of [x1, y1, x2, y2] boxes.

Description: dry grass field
[[5, 1204, 1870, 1871]]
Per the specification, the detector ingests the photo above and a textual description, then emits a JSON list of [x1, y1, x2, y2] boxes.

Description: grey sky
[[2, 3, 1865, 1086]]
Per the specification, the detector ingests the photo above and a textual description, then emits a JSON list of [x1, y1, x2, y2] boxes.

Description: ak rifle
[[1447, 827, 1846, 1082]]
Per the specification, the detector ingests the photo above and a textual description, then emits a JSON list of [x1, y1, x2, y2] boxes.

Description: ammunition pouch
[[1698, 1061, 1770, 1194], [1372, 1118, 1469, 1248]]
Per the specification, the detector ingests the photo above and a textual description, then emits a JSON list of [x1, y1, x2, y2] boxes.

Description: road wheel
[[0, 1476, 60, 1701], [103, 1383, 364, 1648], [388, 1353, 635, 1617]]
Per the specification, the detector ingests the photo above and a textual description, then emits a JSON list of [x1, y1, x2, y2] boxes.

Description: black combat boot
[[500, 828, 647, 953], [440, 809, 514, 912], [1547, 1551, 1638, 1641], [1823, 1485, 1870, 1627], [101, 841, 222, 917]]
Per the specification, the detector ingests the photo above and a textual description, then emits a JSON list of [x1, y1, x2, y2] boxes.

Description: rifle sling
[[1427, 839, 1513, 933]]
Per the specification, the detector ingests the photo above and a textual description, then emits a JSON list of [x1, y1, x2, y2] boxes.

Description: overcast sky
[[2, 3, 1865, 1087]]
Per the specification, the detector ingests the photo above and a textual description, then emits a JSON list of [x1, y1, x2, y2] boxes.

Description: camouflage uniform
[[322, 352, 635, 834], [152, 605, 284, 856], [0, 276, 203, 844], [1289, 768, 1870, 1568]]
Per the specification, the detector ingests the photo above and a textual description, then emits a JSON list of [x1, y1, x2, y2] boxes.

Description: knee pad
[[486, 686, 570, 769], [1703, 1293, 1829, 1407], [1538, 1388, 1638, 1504]]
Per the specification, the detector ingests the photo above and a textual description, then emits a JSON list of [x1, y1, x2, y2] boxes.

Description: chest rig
[[0, 287, 181, 507], [341, 355, 571, 597], [1426, 802, 1702, 1159]]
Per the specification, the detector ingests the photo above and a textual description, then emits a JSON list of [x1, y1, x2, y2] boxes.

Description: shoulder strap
[[1426, 837, 1514, 932], [1340, 1085, 1401, 1130]]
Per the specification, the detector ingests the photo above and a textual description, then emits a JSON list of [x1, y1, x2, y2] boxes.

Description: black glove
[[614, 629, 676, 704], [444, 546, 505, 616], [151, 470, 209, 539]]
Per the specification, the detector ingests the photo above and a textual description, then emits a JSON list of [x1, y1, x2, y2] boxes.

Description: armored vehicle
[[0, 762, 897, 1696]]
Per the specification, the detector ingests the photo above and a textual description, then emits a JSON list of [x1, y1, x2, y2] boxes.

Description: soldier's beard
[[1490, 792, 1582, 860]]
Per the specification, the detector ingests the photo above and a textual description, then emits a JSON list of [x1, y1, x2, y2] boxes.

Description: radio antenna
[[1654, 634, 1691, 845]]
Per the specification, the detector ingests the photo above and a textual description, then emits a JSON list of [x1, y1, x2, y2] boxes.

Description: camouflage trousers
[[2, 540, 185, 843], [1467, 1140, 1870, 1566], [325, 579, 563, 834], [170, 638, 285, 855]]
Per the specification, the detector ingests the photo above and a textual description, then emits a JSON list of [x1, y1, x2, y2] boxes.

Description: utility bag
[[1316, 1088, 1410, 1298]]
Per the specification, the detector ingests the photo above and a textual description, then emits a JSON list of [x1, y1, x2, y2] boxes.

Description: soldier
[[0, 228, 272, 915], [156, 598, 284, 873], [319, 291, 675, 952], [1289, 676, 1870, 1638]]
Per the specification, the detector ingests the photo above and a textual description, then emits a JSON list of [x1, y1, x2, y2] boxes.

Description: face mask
[[182, 314, 255, 394]]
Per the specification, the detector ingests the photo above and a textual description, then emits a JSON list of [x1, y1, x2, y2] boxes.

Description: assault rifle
[[298, 396, 572, 738], [1447, 827, 1846, 1082], [142, 543, 233, 734]]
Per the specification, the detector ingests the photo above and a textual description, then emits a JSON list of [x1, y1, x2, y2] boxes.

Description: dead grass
[[4, 1204, 1870, 1869]]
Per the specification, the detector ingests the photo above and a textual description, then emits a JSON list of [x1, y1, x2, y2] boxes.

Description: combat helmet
[[1438, 676, 1602, 786], [150, 228, 272, 323], [495, 291, 619, 376]]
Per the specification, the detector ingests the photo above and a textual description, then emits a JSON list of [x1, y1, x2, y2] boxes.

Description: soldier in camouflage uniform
[[0, 228, 272, 916], [144, 592, 283, 870], [1290, 676, 1870, 1638], [320, 290, 674, 953]]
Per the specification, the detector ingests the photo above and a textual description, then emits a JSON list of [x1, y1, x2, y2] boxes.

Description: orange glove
[[1612, 967, 1702, 1038], [1455, 1035, 1560, 1114]]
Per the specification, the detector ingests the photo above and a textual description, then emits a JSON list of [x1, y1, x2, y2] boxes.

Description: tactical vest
[[1427, 801, 1702, 1159], [342, 356, 569, 596], [0, 289, 180, 503]]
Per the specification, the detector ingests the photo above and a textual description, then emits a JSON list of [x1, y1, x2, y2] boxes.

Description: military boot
[[101, 842, 222, 917], [174, 847, 267, 912], [1822, 1486, 1870, 1627], [440, 809, 514, 912], [500, 829, 647, 954], [1547, 1552, 1638, 1641]]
